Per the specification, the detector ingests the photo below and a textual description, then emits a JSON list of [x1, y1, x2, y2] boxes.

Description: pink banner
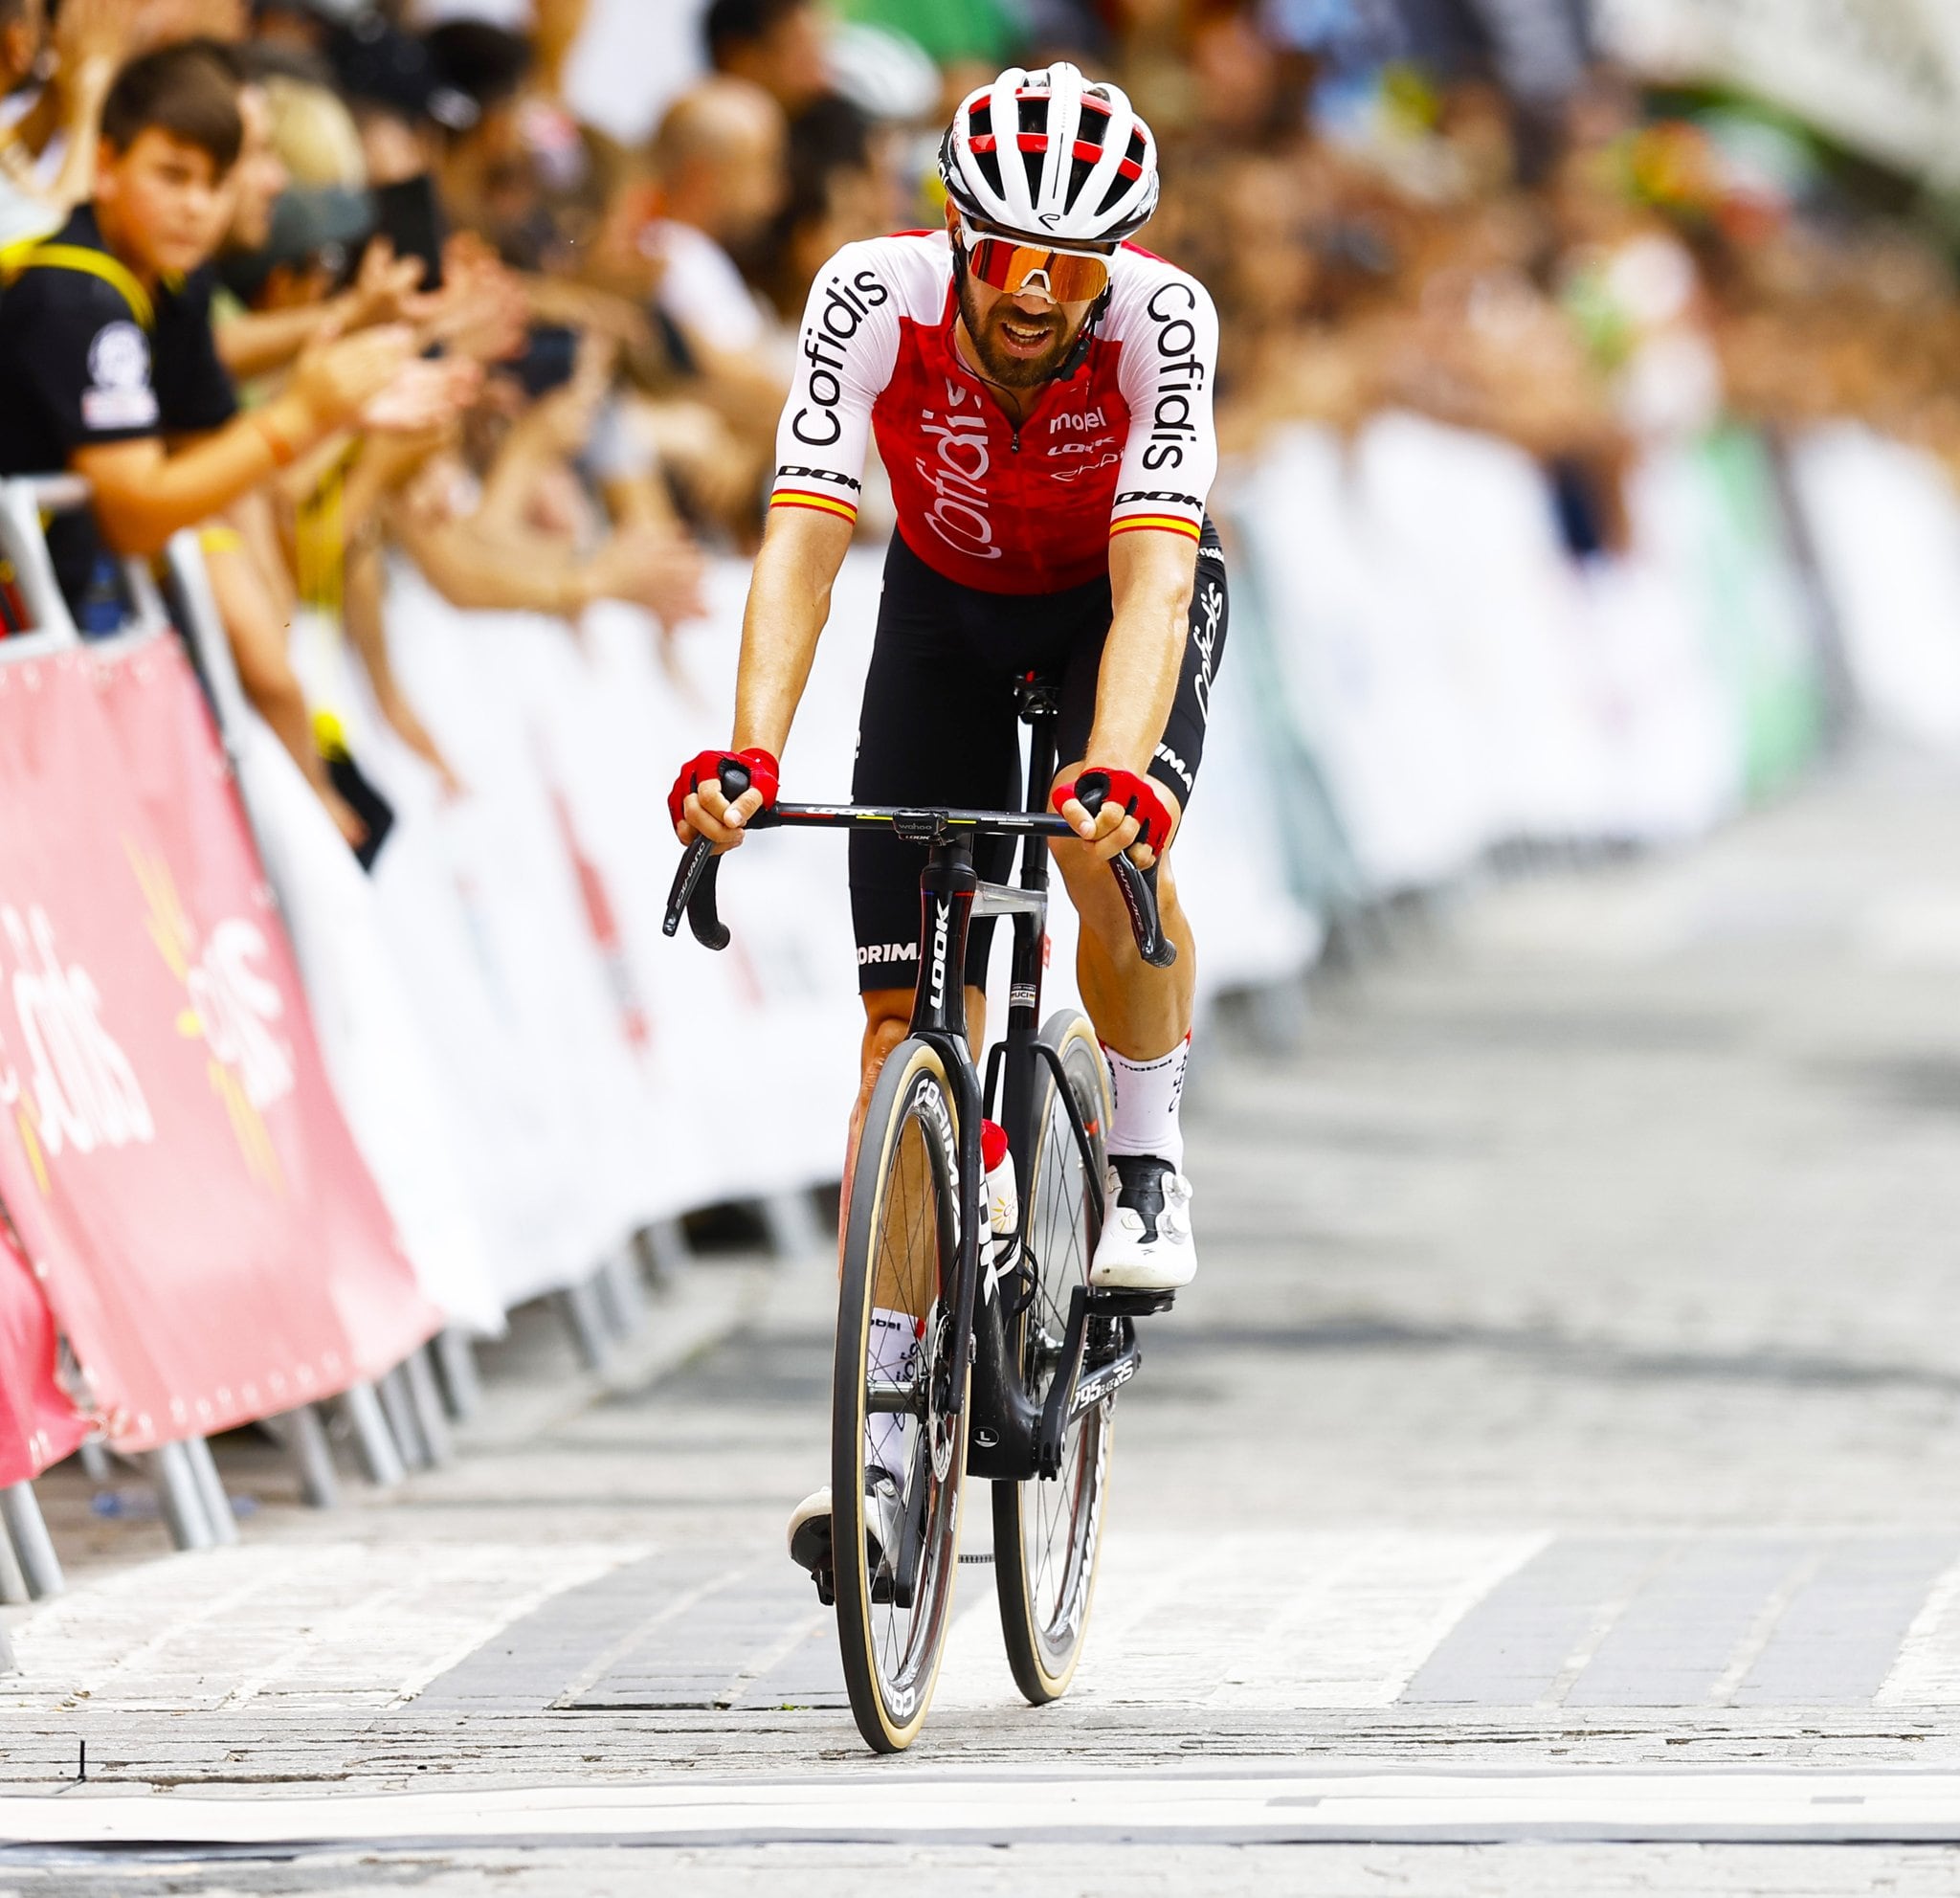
[[0, 637, 435, 1454], [0, 1219, 84, 1485]]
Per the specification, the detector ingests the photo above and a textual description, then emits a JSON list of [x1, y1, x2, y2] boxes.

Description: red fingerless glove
[[1052, 768, 1172, 854], [668, 747, 780, 834]]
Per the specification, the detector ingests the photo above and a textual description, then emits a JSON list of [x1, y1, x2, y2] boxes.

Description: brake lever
[[1076, 777, 1177, 971], [661, 760, 750, 950], [1110, 853, 1174, 969]]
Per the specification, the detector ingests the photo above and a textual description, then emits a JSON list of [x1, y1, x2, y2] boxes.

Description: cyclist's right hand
[[669, 747, 779, 849]]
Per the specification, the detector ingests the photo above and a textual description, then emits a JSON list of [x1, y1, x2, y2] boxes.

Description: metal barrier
[[0, 472, 833, 1635], [0, 480, 468, 1581]]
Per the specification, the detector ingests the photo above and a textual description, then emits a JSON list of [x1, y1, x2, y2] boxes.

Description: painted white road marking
[[8, 1772, 1960, 1846], [934, 1530, 1548, 1710], [0, 1543, 642, 1715], [1880, 1554, 1960, 1705]]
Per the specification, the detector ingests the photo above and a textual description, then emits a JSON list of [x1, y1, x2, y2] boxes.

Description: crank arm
[[1033, 1285, 1093, 1480], [1069, 1318, 1142, 1422]]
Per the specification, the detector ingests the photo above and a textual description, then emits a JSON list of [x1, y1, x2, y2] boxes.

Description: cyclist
[[668, 61, 1225, 1571]]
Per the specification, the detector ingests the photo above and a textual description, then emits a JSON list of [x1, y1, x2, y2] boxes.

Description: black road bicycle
[[664, 676, 1176, 1753]]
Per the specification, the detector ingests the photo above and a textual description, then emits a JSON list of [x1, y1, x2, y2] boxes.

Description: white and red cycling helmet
[[939, 61, 1160, 245]]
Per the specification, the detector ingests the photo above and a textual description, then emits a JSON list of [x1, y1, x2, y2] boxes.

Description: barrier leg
[[402, 1349, 453, 1466], [78, 1440, 112, 1485], [341, 1383, 407, 1489], [433, 1328, 481, 1422], [0, 1622, 14, 1675], [637, 1218, 689, 1288], [148, 1443, 215, 1552], [554, 1276, 615, 1373], [0, 1484, 63, 1599], [182, 1438, 238, 1547], [0, 1503, 32, 1605], [595, 1250, 647, 1340], [377, 1365, 431, 1469], [278, 1406, 340, 1510], [763, 1188, 827, 1262]]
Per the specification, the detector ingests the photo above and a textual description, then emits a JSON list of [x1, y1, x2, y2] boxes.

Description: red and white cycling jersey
[[768, 230, 1218, 595]]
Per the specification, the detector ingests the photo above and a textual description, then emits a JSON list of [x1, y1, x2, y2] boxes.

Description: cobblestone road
[[9, 758, 1960, 1891]]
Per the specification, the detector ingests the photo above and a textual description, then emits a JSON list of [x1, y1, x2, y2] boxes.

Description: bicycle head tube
[[909, 839, 979, 1040]]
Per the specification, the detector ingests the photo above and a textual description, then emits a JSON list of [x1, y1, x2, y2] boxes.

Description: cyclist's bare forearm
[[1082, 530, 1196, 781], [678, 507, 853, 846], [731, 506, 854, 756]]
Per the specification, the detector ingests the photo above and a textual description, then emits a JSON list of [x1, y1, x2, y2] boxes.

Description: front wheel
[[993, 1010, 1116, 1704], [834, 1037, 969, 1753]]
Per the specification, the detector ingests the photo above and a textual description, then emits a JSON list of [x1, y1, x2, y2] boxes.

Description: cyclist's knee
[[859, 993, 911, 1085]]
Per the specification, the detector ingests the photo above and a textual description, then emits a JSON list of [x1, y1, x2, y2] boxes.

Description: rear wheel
[[834, 1037, 969, 1753], [993, 1010, 1115, 1704]]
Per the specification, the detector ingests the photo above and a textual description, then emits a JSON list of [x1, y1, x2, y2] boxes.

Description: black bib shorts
[[849, 522, 1229, 992]]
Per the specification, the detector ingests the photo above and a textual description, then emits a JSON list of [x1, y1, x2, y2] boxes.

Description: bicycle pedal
[[813, 1566, 835, 1608], [1086, 1286, 1175, 1317]]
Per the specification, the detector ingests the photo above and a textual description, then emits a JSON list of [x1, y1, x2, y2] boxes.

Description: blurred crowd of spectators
[[1, 0, 1954, 851]]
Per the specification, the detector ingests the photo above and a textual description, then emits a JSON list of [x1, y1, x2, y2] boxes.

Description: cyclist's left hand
[[1052, 765, 1177, 871]]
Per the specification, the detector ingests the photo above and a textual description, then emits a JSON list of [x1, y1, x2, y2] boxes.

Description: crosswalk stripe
[[1879, 1552, 1960, 1704], [17, 1530, 1960, 1719], [934, 1530, 1548, 1711]]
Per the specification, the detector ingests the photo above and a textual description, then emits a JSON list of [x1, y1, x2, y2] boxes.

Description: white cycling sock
[[1103, 1035, 1191, 1171], [865, 1306, 916, 1482]]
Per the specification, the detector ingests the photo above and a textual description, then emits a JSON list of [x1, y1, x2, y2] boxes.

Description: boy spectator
[[0, 39, 412, 626]]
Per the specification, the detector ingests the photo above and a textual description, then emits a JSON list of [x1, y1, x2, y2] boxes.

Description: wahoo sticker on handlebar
[[661, 760, 748, 949], [1073, 772, 1176, 971]]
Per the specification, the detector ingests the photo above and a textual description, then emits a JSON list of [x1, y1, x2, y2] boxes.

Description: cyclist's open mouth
[[996, 313, 1060, 359]]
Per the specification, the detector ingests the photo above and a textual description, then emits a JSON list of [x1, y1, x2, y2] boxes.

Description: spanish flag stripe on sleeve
[[1109, 514, 1202, 541], [770, 489, 858, 522]]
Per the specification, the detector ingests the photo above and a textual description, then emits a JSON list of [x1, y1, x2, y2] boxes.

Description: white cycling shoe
[[1090, 1155, 1197, 1291], [788, 1468, 902, 1579]]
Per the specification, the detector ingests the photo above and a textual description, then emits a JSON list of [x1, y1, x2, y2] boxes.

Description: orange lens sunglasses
[[959, 226, 1112, 302]]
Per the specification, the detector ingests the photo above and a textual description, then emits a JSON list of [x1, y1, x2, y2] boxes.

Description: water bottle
[[981, 1119, 1017, 1287]]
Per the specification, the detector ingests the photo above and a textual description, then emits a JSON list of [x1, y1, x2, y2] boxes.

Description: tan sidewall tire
[[834, 1037, 968, 1752], [993, 1010, 1114, 1704]]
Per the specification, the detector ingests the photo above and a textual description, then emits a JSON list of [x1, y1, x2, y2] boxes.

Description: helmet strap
[[1048, 283, 1111, 384]]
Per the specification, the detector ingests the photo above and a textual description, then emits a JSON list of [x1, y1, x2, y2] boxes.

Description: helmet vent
[[1016, 92, 1048, 204], [1096, 169, 1133, 217]]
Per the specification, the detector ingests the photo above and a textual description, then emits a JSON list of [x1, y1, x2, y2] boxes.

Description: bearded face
[[954, 268, 1091, 389]]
